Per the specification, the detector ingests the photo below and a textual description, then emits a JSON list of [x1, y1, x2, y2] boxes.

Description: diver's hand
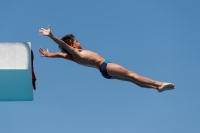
[[39, 25, 52, 36]]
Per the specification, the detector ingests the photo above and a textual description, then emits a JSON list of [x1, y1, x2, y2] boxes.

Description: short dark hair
[[59, 34, 75, 54]]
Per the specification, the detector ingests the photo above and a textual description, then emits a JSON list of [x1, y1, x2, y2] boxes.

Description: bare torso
[[71, 49, 105, 69]]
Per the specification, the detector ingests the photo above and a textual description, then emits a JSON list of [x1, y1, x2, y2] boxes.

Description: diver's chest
[[79, 50, 95, 58]]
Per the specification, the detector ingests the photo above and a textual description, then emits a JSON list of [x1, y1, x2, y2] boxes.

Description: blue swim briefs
[[99, 60, 112, 79]]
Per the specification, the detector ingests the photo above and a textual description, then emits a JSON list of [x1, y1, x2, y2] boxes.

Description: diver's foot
[[157, 82, 175, 92]]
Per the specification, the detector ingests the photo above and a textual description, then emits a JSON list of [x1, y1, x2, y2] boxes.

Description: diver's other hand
[[39, 48, 50, 57]]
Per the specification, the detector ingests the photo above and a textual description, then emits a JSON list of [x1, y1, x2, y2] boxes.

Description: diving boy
[[39, 25, 175, 92]]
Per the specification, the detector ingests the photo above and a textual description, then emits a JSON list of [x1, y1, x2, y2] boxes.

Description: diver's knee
[[128, 72, 139, 79]]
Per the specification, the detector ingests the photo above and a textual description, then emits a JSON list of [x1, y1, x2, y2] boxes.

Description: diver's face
[[72, 39, 82, 49]]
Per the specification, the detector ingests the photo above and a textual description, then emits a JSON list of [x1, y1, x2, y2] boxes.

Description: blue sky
[[1, 0, 200, 133]]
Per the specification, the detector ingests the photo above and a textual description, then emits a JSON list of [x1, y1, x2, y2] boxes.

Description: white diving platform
[[0, 42, 34, 101]]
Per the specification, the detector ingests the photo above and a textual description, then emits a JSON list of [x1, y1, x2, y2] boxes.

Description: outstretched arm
[[39, 48, 73, 60], [39, 25, 79, 56]]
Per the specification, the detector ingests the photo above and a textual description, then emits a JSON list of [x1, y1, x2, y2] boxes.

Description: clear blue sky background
[[0, 0, 200, 133]]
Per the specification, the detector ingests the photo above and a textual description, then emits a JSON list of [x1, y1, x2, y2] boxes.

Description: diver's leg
[[107, 63, 175, 92], [111, 76, 154, 88]]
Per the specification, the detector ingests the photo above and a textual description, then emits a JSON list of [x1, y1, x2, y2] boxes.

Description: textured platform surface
[[0, 42, 33, 101]]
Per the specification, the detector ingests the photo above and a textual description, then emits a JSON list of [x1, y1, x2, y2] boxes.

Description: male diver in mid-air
[[39, 25, 175, 92]]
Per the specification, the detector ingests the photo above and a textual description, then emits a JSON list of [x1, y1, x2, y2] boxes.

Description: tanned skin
[[39, 25, 175, 92]]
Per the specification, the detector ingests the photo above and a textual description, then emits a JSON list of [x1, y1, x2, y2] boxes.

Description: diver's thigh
[[106, 63, 130, 77]]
